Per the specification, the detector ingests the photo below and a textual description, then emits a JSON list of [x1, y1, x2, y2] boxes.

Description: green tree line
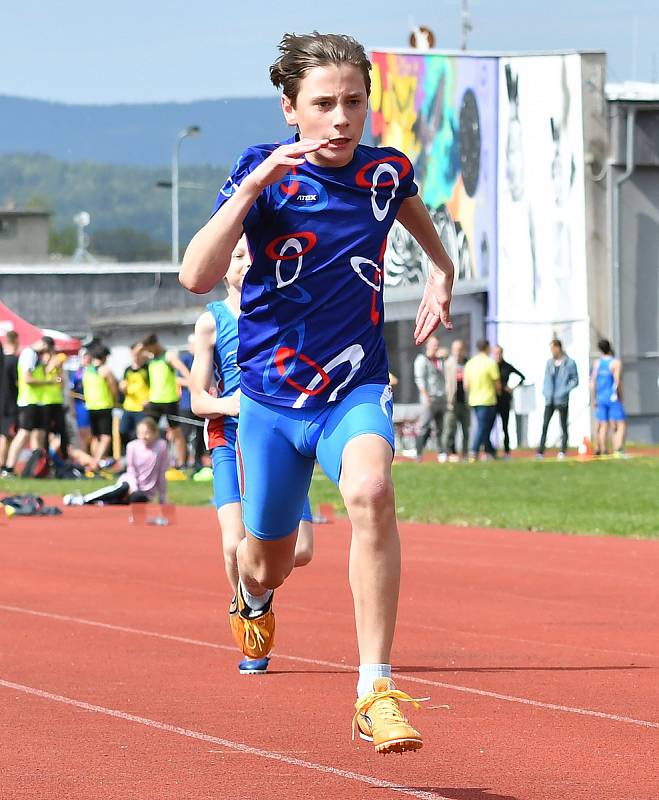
[[1, 154, 228, 261]]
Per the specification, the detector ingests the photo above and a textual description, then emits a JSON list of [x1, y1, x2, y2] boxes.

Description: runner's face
[[283, 64, 368, 168], [225, 238, 250, 291]]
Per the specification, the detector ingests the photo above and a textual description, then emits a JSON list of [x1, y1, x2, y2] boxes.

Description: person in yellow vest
[[119, 342, 150, 451], [464, 338, 502, 461], [41, 336, 70, 459], [2, 337, 59, 475], [82, 344, 118, 461], [140, 333, 190, 469]]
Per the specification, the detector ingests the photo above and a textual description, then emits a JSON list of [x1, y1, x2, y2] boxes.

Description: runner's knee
[[341, 470, 394, 517]]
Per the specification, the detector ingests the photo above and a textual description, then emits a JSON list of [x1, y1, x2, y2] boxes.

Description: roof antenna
[[72, 211, 95, 263]]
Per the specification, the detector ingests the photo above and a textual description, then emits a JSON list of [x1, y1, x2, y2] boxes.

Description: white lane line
[[0, 679, 448, 800], [279, 602, 659, 661], [2, 603, 658, 731]]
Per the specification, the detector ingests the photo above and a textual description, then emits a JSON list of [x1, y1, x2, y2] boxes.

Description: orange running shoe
[[353, 678, 425, 754], [229, 584, 275, 660]]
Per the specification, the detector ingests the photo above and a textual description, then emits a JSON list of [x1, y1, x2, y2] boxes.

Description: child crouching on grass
[[64, 417, 167, 506]]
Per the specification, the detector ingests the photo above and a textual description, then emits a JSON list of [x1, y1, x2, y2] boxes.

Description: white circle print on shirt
[[355, 155, 411, 223]]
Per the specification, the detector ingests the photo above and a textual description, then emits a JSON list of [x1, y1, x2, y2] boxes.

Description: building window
[[0, 218, 18, 239]]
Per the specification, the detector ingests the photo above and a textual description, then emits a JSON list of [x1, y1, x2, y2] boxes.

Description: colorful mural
[[370, 52, 498, 290]]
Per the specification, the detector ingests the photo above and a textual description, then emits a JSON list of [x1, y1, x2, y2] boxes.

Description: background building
[[0, 209, 50, 261], [607, 83, 659, 442], [373, 48, 659, 445]]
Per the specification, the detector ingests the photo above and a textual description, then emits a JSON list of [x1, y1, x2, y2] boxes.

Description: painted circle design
[[262, 323, 305, 396], [355, 156, 410, 188], [275, 237, 304, 288], [369, 163, 401, 222], [459, 89, 481, 198], [350, 256, 383, 291], [265, 232, 317, 261], [263, 276, 312, 305], [275, 349, 331, 397]]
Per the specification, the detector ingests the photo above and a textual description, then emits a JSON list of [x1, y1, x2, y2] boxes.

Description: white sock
[[240, 581, 272, 611], [357, 664, 392, 698]]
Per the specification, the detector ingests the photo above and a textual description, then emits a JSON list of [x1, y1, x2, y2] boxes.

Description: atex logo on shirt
[[274, 172, 329, 213]]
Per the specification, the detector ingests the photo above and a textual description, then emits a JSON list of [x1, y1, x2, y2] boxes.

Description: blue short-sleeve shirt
[[212, 135, 418, 409]]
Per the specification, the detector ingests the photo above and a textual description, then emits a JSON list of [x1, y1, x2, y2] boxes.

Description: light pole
[[461, 0, 472, 50], [172, 125, 201, 265]]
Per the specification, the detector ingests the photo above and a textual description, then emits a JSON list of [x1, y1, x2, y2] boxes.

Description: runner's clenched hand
[[245, 139, 329, 193]]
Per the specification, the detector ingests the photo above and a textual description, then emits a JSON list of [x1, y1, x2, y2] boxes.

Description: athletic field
[[1, 453, 657, 799]]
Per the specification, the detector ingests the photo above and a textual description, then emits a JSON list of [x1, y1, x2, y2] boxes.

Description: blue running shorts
[[595, 399, 626, 423], [211, 442, 313, 522], [238, 383, 394, 540]]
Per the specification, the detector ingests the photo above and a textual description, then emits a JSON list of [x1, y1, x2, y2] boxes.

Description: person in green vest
[[140, 333, 190, 469], [2, 337, 58, 476], [41, 336, 70, 459], [82, 344, 118, 461]]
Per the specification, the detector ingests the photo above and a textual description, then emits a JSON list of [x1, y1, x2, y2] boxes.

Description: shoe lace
[[351, 687, 428, 740], [242, 618, 271, 651]]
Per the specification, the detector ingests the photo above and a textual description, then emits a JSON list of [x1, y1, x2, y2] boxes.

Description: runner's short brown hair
[[270, 31, 371, 105]]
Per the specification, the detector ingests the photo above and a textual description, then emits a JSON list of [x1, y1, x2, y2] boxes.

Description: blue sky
[[2, 0, 657, 104]]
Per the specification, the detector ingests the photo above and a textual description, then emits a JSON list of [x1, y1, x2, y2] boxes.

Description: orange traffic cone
[[577, 436, 594, 461]]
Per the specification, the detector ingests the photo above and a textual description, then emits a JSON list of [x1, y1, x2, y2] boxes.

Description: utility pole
[[461, 0, 473, 51], [171, 126, 201, 265], [631, 15, 639, 81]]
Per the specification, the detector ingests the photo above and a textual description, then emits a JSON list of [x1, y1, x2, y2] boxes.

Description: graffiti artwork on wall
[[497, 55, 587, 321], [496, 54, 590, 446], [370, 51, 498, 291]]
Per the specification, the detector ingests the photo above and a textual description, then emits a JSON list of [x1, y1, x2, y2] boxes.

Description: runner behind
[[189, 235, 313, 674]]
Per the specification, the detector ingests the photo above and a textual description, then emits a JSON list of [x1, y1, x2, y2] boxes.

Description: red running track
[[0, 504, 658, 799]]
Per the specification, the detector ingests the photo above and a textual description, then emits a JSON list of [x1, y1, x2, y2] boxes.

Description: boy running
[[189, 235, 313, 674], [180, 32, 453, 754]]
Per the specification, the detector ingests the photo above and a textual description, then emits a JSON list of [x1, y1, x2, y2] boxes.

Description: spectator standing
[[69, 348, 92, 452], [591, 338, 626, 456], [442, 339, 470, 462], [119, 342, 149, 450], [178, 333, 206, 472], [413, 335, 447, 461], [492, 345, 526, 460], [464, 338, 501, 460], [41, 336, 69, 459], [536, 339, 579, 459], [2, 338, 52, 475], [140, 333, 190, 469], [83, 344, 118, 461], [0, 331, 20, 470]]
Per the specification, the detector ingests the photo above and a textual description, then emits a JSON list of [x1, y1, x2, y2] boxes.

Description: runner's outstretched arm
[[180, 139, 327, 294], [396, 194, 455, 344]]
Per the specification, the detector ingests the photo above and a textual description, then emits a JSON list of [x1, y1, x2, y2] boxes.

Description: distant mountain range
[[0, 94, 291, 167]]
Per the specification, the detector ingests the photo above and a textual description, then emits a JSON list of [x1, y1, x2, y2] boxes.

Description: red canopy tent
[[0, 301, 82, 355]]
